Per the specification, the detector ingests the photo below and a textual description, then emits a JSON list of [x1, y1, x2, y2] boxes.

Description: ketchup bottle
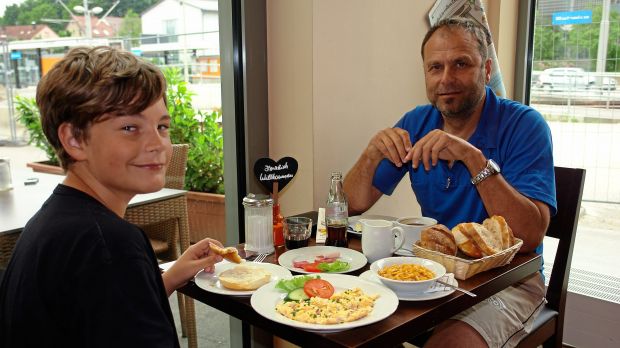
[[273, 203, 284, 247]]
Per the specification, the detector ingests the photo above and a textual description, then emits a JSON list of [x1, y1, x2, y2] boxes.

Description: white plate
[[278, 246, 367, 274], [194, 261, 293, 296], [250, 273, 399, 332], [348, 215, 397, 235], [359, 270, 456, 301]]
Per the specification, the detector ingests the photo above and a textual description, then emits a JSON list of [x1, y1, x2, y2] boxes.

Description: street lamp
[[73, 0, 103, 38]]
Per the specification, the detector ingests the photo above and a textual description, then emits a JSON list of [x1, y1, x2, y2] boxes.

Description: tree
[[118, 9, 141, 45]]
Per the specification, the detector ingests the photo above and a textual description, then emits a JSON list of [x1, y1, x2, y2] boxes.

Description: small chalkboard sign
[[253, 157, 298, 194]]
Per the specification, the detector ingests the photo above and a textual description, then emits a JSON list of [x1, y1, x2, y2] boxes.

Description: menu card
[[315, 208, 327, 243]]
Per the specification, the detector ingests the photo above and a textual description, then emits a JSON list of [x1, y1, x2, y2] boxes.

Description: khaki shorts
[[452, 273, 547, 348]]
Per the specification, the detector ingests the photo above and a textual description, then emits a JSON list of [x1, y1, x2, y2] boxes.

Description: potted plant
[[15, 96, 64, 175], [164, 67, 226, 244]]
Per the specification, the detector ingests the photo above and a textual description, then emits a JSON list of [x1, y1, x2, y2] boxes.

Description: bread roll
[[483, 215, 514, 249], [209, 242, 242, 263], [458, 222, 502, 256], [452, 223, 484, 258], [419, 224, 457, 256], [218, 264, 272, 290]]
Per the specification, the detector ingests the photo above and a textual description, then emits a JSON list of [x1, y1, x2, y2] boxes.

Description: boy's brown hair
[[36, 46, 166, 169]]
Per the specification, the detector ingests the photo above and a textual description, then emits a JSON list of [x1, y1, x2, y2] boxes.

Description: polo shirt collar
[[469, 86, 500, 150]]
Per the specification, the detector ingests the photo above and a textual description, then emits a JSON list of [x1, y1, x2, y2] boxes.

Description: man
[[344, 18, 556, 348]]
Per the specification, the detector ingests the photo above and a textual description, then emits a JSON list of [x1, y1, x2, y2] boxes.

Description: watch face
[[488, 159, 500, 174]]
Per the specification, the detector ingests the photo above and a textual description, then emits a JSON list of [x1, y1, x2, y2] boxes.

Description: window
[[530, 0, 620, 285]]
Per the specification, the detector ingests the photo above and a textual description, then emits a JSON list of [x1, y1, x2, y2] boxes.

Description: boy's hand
[[163, 238, 224, 295]]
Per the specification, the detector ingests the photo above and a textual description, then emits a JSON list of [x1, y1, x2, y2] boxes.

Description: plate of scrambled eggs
[[250, 274, 399, 332]]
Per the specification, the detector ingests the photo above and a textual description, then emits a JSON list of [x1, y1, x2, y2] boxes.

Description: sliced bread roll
[[483, 215, 515, 249], [209, 242, 242, 263], [218, 264, 272, 290], [419, 224, 457, 256], [458, 222, 502, 256], [452, 223, 484, 258]]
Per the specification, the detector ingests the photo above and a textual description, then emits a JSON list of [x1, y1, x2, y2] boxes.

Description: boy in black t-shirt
[[0, 46, 224, 347]]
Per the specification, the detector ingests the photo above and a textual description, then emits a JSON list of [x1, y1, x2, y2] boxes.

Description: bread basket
[[411, 238, 523, 280]]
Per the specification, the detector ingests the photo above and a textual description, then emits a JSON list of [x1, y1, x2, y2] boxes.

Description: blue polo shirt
[[373, 87, 557, 234]]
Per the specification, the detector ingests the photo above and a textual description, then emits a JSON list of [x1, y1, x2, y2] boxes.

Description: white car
[[536, 67, 616, 91]]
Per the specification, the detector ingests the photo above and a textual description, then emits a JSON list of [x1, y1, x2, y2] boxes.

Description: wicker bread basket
[[411, 238, 523, 280]]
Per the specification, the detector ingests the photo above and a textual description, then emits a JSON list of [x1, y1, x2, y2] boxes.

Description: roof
[[0, 24, 58, 40], [67, 16, 124, 38]]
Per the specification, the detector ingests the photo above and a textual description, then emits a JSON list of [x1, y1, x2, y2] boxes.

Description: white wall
[[267, 0, 519, 218]]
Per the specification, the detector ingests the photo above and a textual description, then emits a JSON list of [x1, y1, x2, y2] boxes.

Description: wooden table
[[179, 231, 541, 347]]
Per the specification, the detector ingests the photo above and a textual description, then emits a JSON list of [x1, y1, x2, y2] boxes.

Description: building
[[139, 0, 220, 78], [0, 24, 59, 41], [65, 16, 124, 38]]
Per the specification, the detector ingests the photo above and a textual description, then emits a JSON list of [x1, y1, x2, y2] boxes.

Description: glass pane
[[531, 0, 620, 280]]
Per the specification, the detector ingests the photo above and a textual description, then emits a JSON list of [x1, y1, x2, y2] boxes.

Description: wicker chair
[[0, 232, 20, 280], [124, 144, 198, 348]]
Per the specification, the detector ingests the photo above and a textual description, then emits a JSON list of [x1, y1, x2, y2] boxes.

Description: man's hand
[[405, 129, 480, 170], [366, 127, 412, 167]]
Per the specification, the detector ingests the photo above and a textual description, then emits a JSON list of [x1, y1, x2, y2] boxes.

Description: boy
[[0, 46, 224, 347]]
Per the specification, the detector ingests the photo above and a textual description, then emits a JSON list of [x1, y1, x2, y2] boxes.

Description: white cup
[[361, 219, 405, 263], [393, 216, 437, 250]]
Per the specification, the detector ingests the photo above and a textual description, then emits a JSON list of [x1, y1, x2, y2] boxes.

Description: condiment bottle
[[325, 172, 348, 247], [272, 203, 284, 247], [242, 193, 275, 254]]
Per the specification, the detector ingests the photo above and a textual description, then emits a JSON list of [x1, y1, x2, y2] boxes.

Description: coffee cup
[[394, 216, 437, 250], [361, 219, 405, 263]]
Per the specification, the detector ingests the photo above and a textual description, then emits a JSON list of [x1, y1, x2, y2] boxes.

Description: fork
[[252, 253, 269, 263]]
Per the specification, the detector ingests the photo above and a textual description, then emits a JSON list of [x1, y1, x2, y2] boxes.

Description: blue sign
[[552, 10, 592, 25], [131, 48, 142, 57], [10, 51, 21, 60]]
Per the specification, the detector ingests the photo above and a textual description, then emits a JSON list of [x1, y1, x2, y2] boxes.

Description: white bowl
[[369, 257, 446, 293]]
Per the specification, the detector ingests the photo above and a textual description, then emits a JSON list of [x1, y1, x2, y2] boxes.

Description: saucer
[[359, 270, 456, 301]]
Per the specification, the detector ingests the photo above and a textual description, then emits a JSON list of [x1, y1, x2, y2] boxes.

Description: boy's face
[[77, 98, 172, 198]]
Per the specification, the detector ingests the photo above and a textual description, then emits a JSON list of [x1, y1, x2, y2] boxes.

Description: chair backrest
[[165, 144, 189, 190], [545, 167, 586, 314]]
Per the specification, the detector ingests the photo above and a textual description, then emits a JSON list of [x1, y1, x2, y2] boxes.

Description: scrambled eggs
[[275, 288, 378, 324]]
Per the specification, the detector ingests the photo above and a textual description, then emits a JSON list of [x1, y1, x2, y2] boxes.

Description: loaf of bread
[[451, 223, 484, 258], [483, 215, 515, 250], [218, 264, 272, 290], [419, 224, 457, 256]]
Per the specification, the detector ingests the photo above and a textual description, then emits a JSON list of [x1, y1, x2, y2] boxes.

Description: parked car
[[535, 67, 616, 91]]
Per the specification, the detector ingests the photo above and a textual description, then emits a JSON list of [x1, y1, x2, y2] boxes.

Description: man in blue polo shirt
[[343, 17, 556, 348]]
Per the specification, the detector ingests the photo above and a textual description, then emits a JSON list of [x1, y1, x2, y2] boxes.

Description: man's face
[[422, 27, 491, 120], [77, 98, 172, 200]]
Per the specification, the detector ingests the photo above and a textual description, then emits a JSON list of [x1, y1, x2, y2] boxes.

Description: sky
[[0, 0, 25, 17]]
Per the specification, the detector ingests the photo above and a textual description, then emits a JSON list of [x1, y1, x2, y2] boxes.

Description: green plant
[[164, 67, 224, 194], [14, 95, 59, 165]]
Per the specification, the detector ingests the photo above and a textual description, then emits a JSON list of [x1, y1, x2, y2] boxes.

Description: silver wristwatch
[[471, 159, 501, 185]]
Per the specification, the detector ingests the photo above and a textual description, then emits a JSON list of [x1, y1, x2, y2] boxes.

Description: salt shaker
[[0, 158, 13, 191], [242, 193, 275, 254]]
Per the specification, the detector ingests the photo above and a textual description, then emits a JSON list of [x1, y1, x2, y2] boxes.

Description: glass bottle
[[325, 172, 348, 247], [272, 202, 284, 248]]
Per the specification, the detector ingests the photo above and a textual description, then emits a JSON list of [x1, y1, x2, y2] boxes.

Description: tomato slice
[[301, 262, 322, 273], [303, 279, 335, 298]]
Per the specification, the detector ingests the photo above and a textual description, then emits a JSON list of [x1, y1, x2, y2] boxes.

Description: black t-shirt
[[0, 185, 180, 348]]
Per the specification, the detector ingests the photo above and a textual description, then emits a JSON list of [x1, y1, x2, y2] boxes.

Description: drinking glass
[[283, 217, 312, 250]]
